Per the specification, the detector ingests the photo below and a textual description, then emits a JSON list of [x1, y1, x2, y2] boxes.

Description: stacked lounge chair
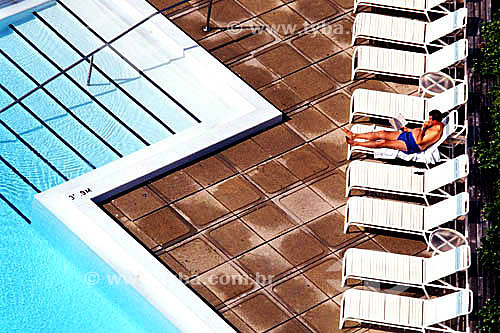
[[352, 8, 467, 52], [340, 1, 472, 331], [354, 0, 455, 21], [352, 39, 468, 80]]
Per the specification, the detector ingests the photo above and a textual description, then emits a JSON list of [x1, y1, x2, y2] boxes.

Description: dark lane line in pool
[[0, 115, 68, 181], [0, 84, 97, 170], [0, 193, 31, 224], [35, 12, 177, 136], [0, 49, 124, 158], [9, 25, 151, 147], [0, 155, 41, 193]]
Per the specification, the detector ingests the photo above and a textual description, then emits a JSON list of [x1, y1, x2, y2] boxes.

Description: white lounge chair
[[352, 39, 468, 80], [353, 0, 457, 21], [342, 245, 470, 296], [345, 154, 469, 205], [352, 8, 467, 53], [350, 83, 468, 124], [347, 110, 459, 162], [339, 288, 473, 332], [344, 192, 469, 237]]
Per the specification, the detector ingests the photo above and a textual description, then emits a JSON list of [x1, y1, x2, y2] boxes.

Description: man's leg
[[343, 128, 401, 141], [347, 138, 408, 152]]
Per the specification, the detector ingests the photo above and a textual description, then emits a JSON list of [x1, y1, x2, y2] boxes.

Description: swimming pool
[[0, 1, 190, 331], [0, 0, 281, 331]]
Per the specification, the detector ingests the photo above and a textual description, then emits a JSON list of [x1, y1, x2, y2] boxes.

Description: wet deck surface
[[100, 0, 472, 332]]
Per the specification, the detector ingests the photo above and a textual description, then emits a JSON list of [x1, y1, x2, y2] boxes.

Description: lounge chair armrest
[[467, 289, 474, 314]]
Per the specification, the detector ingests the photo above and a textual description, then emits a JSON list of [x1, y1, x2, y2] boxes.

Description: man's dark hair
[[429, 109, 443, 122]]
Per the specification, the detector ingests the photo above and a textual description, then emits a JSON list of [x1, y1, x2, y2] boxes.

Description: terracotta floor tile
[[231, 58, 278, 89], [221, 139, 272, 171], [150, 171, 201, 202], [277, 145, 330, 180], [238, 244, 294, 282], [385, 81, 419, 95], [283, 67, 336, 100], [200, 0, 252, 26], [150, 0, 193, 12], [310, 172, 347, 209], [273, 274, 328, 313], [319, 51, 352, 84], [240, 204, 296, 240], [189, 281, 223, 308], [238, 0, 285, 15], [331, 0, 355, 9], [259, 6, 308, 37], [256, 44, 309, 77], [246, 160, 299, 194], [279, 187, 331, 222], [238, 29, 276, 52], [292, 32, 341, 62], [259, 82, 303, 110], [290, 0, 340, 23], [232, 294, 290, 332], [158, 252, 190, 276], [372, 234, 427, 255], [252, 124, 304, 156], [347, 79, 394, 95], [134, 207, 194, 246], [198, 262, 255, 302], [336, 237, 385, 258], [300, 300, 341, 332], [270, 228, 327, 266], [209, 219, 264, 257], [172, 10, 208, 41], [212, 41, 248, 62], [288, 106, 337, 140], [308, 210, 362, 249], [169, 238, 226, 275], [199, 31, 233, 50], [124, 221, 158, 249], [312, 127, 348, 166], [184, 156, 235, 187], [303, 256, 346, 297], [174, 190, 230, 227], [314, 92, 351, 126], [267, 319, 312, 333], [112, 186, 165, 220], [208, 175, 263, 211], [325, 19, 353, 51], [103, 202, 126, 222], [222, 310, 256, 333]]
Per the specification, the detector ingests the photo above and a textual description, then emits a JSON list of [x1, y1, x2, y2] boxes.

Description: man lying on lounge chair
[[343, 110, 444, 154]]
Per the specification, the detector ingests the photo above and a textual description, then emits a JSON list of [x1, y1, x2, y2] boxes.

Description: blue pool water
[[0, 2, 195, 331]]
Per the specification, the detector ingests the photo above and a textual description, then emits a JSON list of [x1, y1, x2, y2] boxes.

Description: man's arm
[[415, 127, 442, 148]]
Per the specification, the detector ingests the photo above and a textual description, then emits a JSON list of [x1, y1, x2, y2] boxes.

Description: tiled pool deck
[[101, 0, 469, 331]]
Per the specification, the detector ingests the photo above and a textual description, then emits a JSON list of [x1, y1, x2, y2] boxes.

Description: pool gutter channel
[[31, 0, 282, 332]]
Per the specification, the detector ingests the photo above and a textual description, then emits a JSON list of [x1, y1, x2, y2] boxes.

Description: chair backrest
[[426, 8, 468, 43], [423, 290, 471, 326], [424, 245, 470, 283], [356, 0, 443, 11], [427, 39, 468, 72], [423, 192, 469, 230], [424, 154, 469, 192], [427, 83, 468, 113]]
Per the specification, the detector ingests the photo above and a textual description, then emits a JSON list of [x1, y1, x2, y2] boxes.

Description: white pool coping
[[32, 0, 282, 332], [0, 0, 55, 30]]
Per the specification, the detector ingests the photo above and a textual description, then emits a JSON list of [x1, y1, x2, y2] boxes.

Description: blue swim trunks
[[397, 131, 421, 154]]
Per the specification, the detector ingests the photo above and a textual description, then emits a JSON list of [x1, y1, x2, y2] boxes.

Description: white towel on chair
[[374, 146, 441, 164]]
